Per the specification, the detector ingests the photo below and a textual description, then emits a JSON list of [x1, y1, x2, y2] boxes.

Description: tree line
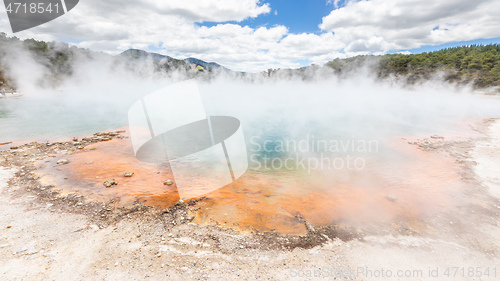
[[1, 32, 499, 90], [326, 44, 500, 89]]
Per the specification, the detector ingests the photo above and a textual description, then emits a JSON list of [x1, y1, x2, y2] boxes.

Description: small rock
[[10, 146, 19, 150], [56, 159, 70, 165], [164, 179, 174, 186], [385, 195, 398, 202], [124, 172, 134, 178], [76, 146, 84, 150], [430, 134, 444, 139], [103, 179, 118, 188], [26, 249, 38, 255], [89, 224, 99, 231]]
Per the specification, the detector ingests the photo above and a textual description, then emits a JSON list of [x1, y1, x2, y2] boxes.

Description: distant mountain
[[3, 33, 498, 90], [120, 49, 174, 61], [120, 49, 229, 71], [184, 57, 227, 71]]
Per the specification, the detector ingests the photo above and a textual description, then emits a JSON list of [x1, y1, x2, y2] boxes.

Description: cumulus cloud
[[3, 0, 329, 71], [142, 0, 271, 22], [320, 0, 500, 52], [0, 0, 499, 71]]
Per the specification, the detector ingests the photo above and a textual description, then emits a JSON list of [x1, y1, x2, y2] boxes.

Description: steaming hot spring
[[4, 80, 498, 236]]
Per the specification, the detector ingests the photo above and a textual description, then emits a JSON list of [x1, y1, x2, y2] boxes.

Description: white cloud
[[142, 0, 271, 22], [320, 0, 500, 52], [1, 0, 499, 72], [327, 0, 350, 9]]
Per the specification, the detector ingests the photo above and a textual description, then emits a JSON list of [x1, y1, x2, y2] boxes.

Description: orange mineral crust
[[36, 128, 473, 235]]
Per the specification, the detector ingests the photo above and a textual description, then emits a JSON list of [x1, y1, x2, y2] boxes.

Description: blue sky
[[408, 37, 500, 54], [199, 0, 343, 34]]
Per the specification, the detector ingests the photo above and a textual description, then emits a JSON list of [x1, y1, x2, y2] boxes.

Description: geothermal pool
[[33, 123, 482, 235], [2, 81, 500, 234]]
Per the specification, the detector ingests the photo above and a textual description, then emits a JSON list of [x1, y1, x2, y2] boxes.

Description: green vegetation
[[326, 44, 500, 89], [1, 32, 499, 90], [0, 34, 209, 89], [120, 49, 193, 73], [0, 32, 87, 88], [0, 33, 17, 88]]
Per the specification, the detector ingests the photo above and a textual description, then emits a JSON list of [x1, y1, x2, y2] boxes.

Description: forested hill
[[1, 31, 499, 90], [0, 33, 227, 89], [326, 44, 500, 89]]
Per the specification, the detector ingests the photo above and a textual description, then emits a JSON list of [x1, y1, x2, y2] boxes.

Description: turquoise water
[[2, 84, 500, 150], [0, 97, 128, 143]]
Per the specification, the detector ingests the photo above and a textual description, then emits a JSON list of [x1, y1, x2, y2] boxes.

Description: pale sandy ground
[[1, 120, 500, 280], [473, 120, 500, 199], [0, 167, 351, 281]]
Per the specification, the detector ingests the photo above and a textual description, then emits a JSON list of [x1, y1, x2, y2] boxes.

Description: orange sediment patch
[[192, 141, 465, 234], [37, 134, 180, 208], [36, 127, 474, 235]]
